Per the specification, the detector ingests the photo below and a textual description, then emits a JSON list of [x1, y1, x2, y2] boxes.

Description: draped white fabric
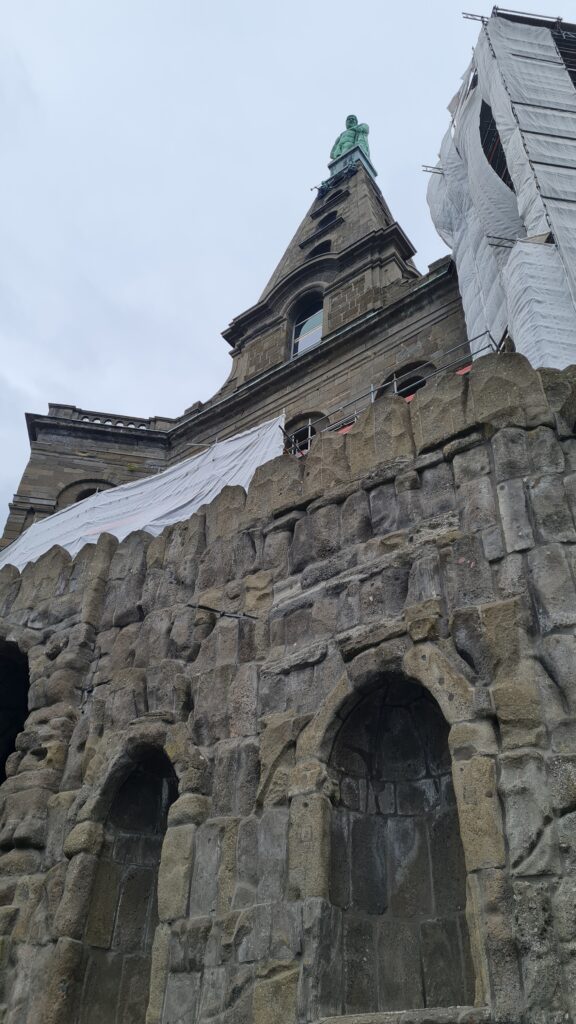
[[0, 415, 285, 573], [427, 14, 576, 369]]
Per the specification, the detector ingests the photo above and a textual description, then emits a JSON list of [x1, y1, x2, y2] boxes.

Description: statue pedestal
[[328, 146, 377, 179]]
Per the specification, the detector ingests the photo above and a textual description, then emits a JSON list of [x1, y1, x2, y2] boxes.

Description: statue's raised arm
[[330, 115, 371, 161]]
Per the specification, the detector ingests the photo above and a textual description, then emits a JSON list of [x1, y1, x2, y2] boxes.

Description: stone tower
[[2, 109, 576, 1024], [2, 125, 467, 548]]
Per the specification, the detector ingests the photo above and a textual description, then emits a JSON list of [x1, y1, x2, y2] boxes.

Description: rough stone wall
[[1, 353, 576, 1023]]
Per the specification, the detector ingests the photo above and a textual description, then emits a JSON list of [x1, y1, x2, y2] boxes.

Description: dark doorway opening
[[0, 640, 30, 783], [326, 675, 474, 1014], [79, 748, 178, 1024]]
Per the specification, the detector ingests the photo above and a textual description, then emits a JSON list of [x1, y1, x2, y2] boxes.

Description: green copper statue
[[330, 115, 370, 161]]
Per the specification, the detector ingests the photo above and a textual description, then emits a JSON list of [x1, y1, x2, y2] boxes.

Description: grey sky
[[0, 0, 568, 524]]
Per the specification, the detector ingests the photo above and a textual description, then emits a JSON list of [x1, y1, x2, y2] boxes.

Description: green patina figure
[[330, 114, 370, 161]]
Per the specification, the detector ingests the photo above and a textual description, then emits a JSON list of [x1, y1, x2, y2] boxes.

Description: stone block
[[113, 864, 155, 951], [189, 821, 224, 917], [299, 898, 343, 1019], [452, 756, 505, 871], [63, 821, 104, 858], [528, 475, 576, 543], [420, 917, 468, 1007], [340, 490, 372, 546], [377, 917, 423, 1011], [157, 824, 195, 922], [410, 371, 467, 455], [467, 352, 553, 430], [528, 544, 576, 633], [146, 923, 171, 1024], [347, 397, 414, 477], [258, 807, 289, 902], [497, 478, 534, 552], [453, 443, 491, 485], [212, 739, 259, 817], [245, 455, 303, 521], [288, 794, 330, 900], [368, 482, 398, 535], [53, 852, 97, 939], [458, 474, 498, 536], [342, 915, 376, 1013], [500, 753, 558, 875], [303, 432, 350, 500], [253, 964, 299, 1024], [84, 858, 122, 948], [35, 936, 84, 1024]]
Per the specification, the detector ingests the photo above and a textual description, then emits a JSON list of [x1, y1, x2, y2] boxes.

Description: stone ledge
[[316, 1009, 491, 1024]]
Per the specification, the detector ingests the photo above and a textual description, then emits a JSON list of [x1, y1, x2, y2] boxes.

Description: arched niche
[[327, 673, 475, 1014], [0, 640, 29, 783], [79, 747, 178, 1024]]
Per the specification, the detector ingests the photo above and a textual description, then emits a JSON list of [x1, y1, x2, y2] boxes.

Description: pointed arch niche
[[78, 747, 178, 1024], [327, 673, 475, 1014]]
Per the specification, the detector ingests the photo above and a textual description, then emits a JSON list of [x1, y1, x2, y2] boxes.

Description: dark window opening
[[307, 240, 332, 259], [75, 488, 99, 503], [80, 747, 177, 1023], [292, 296, 323, 356], [320, 188, 345, 210], [318, 210, 338, 229], [284, 412, 329, 456], [553, 28, 576, 88], [285, 423, 316, 456], [0, 641, 29, 784], [377, 362, 432, 402], [480, 100, 515, 191]]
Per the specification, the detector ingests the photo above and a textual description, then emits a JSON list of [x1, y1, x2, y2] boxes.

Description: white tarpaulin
[[427, 12, 576, 369], [0, 415, 285, 573]]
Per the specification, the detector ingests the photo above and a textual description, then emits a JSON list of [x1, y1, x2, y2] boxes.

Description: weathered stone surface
[[2, 348, 576, 1023], [452, 757, 505, 871], [157, 824, 195, 921]]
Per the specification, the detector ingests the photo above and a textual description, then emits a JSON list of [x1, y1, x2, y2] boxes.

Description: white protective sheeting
[[0, 415, 285, 573], [427, 13, 576, 369]]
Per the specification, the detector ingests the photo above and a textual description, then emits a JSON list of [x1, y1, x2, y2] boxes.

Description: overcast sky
[[0, 0, 569, 526]]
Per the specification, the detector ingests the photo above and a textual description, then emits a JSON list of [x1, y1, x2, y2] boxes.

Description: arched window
[[0, 641, 29, 783], [307, 241, 332, 259], [292, 295, 323, 357], [55, 480, 115, 510], [480, 100, 514, 191], [325, 677, 473, 1014], [284, 412, 329, 456], [81, 748, 178, 1022], [319, 210, 338, 229], [377, 362, 433, 401]]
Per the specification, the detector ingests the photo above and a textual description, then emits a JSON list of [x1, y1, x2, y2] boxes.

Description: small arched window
[[377, 362, 433, 401], [292, 296, 323, 357], [284, 412, 329, 456], [307, 241, 331, 259], [318, 210, 338, 229]]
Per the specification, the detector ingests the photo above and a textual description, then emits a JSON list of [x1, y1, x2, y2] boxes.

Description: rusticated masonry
[[2, 353, 576, 1024]]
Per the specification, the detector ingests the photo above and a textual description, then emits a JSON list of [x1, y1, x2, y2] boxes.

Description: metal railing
[[282, 332, 503, 456]]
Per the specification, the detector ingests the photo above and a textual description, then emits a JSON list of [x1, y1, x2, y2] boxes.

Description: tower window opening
[[307, 240, 332, 259], [319, 210, 338, 229], [480, 100, 514, 191], [292, 297, 323, 357]]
